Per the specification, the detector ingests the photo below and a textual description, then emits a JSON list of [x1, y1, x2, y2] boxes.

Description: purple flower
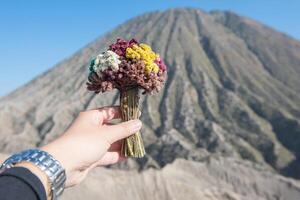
[[109, 38, 139, 57]]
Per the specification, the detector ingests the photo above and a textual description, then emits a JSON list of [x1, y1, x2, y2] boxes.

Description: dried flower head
[[109, 38, 138, 57], [89, 50, 121, 77]]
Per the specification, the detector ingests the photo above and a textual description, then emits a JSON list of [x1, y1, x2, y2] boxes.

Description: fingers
[[105, 109, 141, 126], [96, 152, 126, 166], [98, 106, 121, 123], [80, 106, 121, 125], [101, 120, 142, 144]]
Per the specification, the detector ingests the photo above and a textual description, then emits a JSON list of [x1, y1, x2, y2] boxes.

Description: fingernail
[[128, 120, 142, 133]]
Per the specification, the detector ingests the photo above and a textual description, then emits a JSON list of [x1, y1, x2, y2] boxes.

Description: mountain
[[1, 8, 300, 198]]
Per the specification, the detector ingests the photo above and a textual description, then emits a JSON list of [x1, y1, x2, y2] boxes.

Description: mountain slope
[[63, 158, 300, 200], [0, 8, 300, 180]]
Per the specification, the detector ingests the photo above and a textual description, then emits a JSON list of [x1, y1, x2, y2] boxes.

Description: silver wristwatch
[[0, 149, 66, 200]]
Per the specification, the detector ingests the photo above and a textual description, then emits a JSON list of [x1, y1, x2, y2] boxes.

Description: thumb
[[101, 120, 142, 144]]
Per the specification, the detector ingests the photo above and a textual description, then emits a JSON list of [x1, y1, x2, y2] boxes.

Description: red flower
[[109, 38, 139, 57]]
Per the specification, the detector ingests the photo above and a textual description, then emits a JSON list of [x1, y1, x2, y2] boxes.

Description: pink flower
[[154, 58, 167, 72], [109, 38, 139, 57]]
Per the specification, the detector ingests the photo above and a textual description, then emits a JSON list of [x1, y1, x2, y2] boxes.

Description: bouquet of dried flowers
[[87, 38, 167, 157]]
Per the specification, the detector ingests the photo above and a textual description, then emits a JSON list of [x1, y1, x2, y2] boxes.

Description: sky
[[0, 0, 299, 97]]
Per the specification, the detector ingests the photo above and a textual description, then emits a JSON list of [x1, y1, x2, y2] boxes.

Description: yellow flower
[[126, 47, 140, 60], [139, 43, 152, 52], [144, 63, 159, 74], [152, 63, 159, 73], [125, 43, 160, 74]]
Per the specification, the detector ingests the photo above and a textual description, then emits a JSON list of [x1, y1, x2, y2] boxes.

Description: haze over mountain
[[1, 8, 300, 199]]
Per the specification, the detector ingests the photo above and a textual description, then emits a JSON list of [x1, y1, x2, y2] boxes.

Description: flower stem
[[120, 87, 145, 158]]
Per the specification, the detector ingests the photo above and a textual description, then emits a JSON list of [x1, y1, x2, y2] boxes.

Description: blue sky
[[0, 0, 299, 96]]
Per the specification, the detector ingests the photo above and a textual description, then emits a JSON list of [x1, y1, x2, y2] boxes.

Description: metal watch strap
[[0, 149, 66, 200]]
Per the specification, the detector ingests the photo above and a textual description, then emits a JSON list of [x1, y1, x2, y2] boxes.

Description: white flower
[[94, 57, 100, 65], [92, 50, 121, 76]]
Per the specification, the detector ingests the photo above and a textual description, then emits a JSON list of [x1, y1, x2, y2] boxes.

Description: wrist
[[1, 149, 67, 199], [40, 137, 73, 179], [15, 162, 52, 200]]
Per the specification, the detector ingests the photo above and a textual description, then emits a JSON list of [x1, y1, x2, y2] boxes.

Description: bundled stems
[[120, 87, 145, 158]]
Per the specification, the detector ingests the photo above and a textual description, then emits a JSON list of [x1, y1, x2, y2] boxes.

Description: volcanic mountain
[[1, 8, 300, 199]]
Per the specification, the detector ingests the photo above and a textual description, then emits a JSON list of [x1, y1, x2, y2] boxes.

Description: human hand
[[40, 106, 142, 187]]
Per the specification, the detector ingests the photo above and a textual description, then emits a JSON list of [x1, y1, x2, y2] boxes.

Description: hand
[[40, 106, 142, 187]]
